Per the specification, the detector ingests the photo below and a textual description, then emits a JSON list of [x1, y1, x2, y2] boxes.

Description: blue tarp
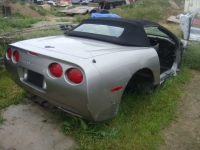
[[91, 13, 121, 18]]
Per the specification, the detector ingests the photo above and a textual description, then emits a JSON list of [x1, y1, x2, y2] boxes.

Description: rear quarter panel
[[91, 47, 160, 106]]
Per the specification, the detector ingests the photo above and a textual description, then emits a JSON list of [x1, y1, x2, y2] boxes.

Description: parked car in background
[[80, 0, 92, 5], [33, 0, 44, 5], [46, 0, 56, 5], [92, 0, 126, 9], [4, 18, 186, 121], [56, 0, 72, 6], [58, 4, 99, 15], [71, 0, 82, 3]]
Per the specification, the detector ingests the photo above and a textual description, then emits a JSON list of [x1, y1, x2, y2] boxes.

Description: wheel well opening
[[125, 68, 154, 92]]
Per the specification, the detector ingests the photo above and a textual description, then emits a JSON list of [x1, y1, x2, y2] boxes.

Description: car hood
[[11, 35, 128, 59]]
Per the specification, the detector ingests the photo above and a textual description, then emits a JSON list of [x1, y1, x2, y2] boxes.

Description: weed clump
[[183, 42, 200, 70], [37, 7, 47, 16]]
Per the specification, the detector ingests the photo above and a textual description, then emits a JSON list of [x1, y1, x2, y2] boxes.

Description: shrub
[[183, 42, 200, 70], [29, 3, 36, 10], [37, 8, 47, 16]]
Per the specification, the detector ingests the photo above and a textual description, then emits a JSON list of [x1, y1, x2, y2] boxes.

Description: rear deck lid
[[11, 35, 126, 59]]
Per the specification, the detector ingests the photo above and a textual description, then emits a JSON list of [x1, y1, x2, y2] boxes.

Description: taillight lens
[[67, 68, 83, 84], [13, 51, 20, 62], [49, 63, 63, 77], [6, 48, 12, 59], [28, 51, 38, 56]]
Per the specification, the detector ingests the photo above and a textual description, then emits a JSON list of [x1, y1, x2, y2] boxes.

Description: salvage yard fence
[[184, 0, 200, 12]]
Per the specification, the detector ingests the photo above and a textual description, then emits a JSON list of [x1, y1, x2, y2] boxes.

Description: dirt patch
[[8, 2, 44, 18], [0, 99, 76, 150], [2, 2, 55, 18], [160, 70, 200, 150]]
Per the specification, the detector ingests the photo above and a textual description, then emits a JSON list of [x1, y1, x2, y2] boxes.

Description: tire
[[109, 3, 114, 9]]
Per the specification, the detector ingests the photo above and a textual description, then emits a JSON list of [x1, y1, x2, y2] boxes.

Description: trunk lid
[[11, 35, 126, 59]]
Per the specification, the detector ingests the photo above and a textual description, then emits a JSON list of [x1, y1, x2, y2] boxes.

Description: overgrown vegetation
[[0, 27, 63, 57], [1, 0, 200, 149], [56, 18, 72, 22], [183, 42, 200, 70], [20, 1, 26, 5], [10, 0, 18, 4], [0, 67, 25, 124], [37, 6, 47, 16], [0, 45, 7, 58], [17, 26, 63, 40], [72, 0, 183, 23], [173, 0, 183, 6], [46, 65, 190, 150], [49, 6, 62, 17], [72, 14, 90, 23], [29, 3, 36, 11], [0, 12, 43, 34], [112, 0, 169, 21]]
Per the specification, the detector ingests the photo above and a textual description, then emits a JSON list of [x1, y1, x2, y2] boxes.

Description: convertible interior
[[144, 26, 176, 74], [149, 36, 176, 74]]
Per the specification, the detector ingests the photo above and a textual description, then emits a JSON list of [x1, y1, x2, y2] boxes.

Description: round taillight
[[67, 68, 83, 84], [6, 48, 12, 59], [13, 51, 20, 62], [49, 63, 63, 77]]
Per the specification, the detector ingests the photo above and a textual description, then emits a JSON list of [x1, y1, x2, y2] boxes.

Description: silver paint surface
[[4, 34, 181, 121]]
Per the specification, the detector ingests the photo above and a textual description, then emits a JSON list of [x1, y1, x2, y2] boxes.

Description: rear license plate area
[[26, 69, 44, 88]]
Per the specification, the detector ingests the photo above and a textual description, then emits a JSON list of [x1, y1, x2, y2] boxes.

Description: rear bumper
[[4, 47, 119, 121]]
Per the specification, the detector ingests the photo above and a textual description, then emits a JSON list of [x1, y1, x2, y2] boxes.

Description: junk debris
[[180, 8, 200, 41], [58, 3, 100, 15], [167, 8, 200, 41]]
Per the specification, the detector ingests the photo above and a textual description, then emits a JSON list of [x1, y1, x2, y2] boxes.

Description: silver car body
[[4, 18, 184, 121]]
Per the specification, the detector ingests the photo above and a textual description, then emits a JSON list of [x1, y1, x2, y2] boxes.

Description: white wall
[[184, 0, 200, 12]]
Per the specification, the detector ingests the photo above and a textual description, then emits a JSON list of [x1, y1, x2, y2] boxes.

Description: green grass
[[0, 27, 63, 57], [37, 7, 47, 16], [56, 41, 200, 150], [29, 3, 60, 16], [10, 0, 18, 4], [49, 6, 62, 17], [20, 1, 26, 5], [0, 116, 5, 125], [0, 45, 7, 58], [182, 42, 200, 70], [50, 66, 191, 150], [16, 26, 63, 40], [72, 14, 90, 23], [111, 0, 170, 21], [0, 43, 196, 149], [29, 3, 36, 11], [0, 12, 43, 57], [0, 12, 43, 34], [0, 67, 25, 124], [56, 18, 72, 22], [173, 0, 184, 6], [73, 0, 178, 23]]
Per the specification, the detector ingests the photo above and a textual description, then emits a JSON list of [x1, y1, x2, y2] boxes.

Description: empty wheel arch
[[125, 68, 155, 93]]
